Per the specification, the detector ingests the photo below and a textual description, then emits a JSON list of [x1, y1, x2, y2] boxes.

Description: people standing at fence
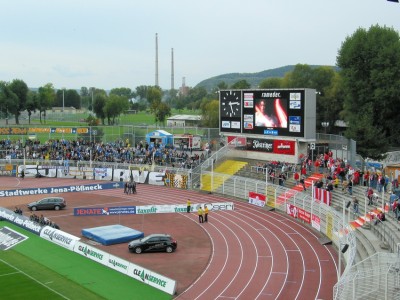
[[294, 172, 300, 186], [300, 175, 306, 191], [198, 206, 204, 223], [347, 179, 353, 195], [278, 173, 286, 186], [352, 196, 359, 217], [367, 187, 374, 205], [334, 176, 339, 189], [204, 205, 209, 222], [187, 199, 191, 213], [124, 181, 128, 194], [389, 191, 398, 206], [392, 198, 398, 219]]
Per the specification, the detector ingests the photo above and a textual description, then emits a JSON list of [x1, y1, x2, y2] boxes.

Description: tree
[[182, 87, 208, 110], [110, 87, 133, 99], [230, 79, 251, 89], [9, 79, 29, 124], [147, 86, 163, 106], [282, 64, 314, 88], [259, 77, 283, 89], [0, 81, 18, 125], [153, 102, 172, 126], [37, 83, 55, 124], [337, 25, 400, 158], [26, 90, 39, 124], [80, 87, 89, 97], [135, 85, 149, 100], [210, 81, 229, 94], [200, 99, 219, 127], [56, 89, 81, 109], [104, 94, 129, 125], [322, 72, 345, 134], [311, 67, 341, 132], [217, 81, 228, 90], [80, 87, 91, 110], [93, 94, 107, 125]]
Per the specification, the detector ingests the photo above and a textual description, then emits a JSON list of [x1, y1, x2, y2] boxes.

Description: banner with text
[[0, 182, 123, 198], [248, 191, 266, 207], [0, 207, 42, 234], [246, 138, 295, 155]]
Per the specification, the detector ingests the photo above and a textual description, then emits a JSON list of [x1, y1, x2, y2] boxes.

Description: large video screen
[[242, 90, 304, 137], [220, 89, 316, 139], [253, 98, 288, 128]]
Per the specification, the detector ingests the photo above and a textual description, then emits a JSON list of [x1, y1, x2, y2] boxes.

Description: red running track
[[1, 178, 338, 300]]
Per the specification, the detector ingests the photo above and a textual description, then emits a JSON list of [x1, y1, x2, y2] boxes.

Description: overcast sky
[[1, 0, 399, 91]]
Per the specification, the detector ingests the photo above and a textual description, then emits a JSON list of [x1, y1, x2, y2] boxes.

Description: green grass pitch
[[0, 223, 172, 300]]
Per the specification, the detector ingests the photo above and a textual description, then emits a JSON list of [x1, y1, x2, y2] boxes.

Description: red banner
[[273, 140, 295, 155], [248, 191, 266, 207], [286, 203, 298, 218], [313, 187, 331, 206], [227, 136, 246, 146], [297, 208, 311, 224]]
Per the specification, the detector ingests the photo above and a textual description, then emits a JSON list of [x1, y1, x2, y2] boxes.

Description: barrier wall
[[0, 207, 177, 295]]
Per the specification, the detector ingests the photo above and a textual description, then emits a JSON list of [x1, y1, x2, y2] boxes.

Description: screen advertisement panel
[[242, 90, 305, 137], [246, 138, 295, 155]]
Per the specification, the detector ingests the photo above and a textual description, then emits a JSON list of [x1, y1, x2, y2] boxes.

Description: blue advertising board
[[0, 182, 123, 198]]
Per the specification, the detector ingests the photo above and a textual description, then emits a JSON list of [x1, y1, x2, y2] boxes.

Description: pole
[[23, 136, 26, 175], [210, 158, 214, 193], [338, 199, 346, 280], [364, 194, 368, 225], [62, 89, 65, 117]]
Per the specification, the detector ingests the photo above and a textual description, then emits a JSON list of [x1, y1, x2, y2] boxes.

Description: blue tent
[[145, 130, 174, 148]]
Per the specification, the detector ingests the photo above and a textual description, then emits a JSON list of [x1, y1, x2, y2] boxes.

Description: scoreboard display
[[219, 88, 316, 139]]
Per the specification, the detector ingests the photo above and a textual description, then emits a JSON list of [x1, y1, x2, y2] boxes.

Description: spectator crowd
[[0, 137, 209, 169]]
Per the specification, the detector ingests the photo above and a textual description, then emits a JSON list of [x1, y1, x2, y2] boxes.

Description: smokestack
[[171, 48, 174, 90], [155, 33, 159, 87]]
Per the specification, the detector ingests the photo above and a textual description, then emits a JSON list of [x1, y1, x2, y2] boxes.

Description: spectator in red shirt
[[367, 187, 374, 205], [294, 172, 300, 185]]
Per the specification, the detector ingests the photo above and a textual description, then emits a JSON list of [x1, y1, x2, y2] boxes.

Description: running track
[[1, 178, 338, 299]]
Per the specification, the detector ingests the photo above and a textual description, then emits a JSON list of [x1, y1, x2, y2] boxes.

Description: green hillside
[[195, 65, 338, 91]]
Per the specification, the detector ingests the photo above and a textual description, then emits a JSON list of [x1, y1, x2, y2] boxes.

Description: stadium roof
[[167, 115, 202, 121]]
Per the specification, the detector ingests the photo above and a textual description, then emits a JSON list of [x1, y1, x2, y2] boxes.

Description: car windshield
[[141, 235, 166, 242], [141, 236, 153, 242]]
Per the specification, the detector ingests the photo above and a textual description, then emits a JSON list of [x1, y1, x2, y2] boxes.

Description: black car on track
[[27, 197, 66, 211], [128, 234, 177, 254]]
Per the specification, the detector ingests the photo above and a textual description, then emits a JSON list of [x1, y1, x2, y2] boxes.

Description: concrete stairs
[[200, 159, 248, 192], [328, 183, 399, 262]]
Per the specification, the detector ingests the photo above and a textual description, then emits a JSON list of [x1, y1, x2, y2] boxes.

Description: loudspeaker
[[346, 201, 351, 209], [341, 244, 349, 253]]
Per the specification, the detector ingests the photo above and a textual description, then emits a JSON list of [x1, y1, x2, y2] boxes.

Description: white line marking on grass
[[0, 259, 70, 300], [0, 271, 21, 277]]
